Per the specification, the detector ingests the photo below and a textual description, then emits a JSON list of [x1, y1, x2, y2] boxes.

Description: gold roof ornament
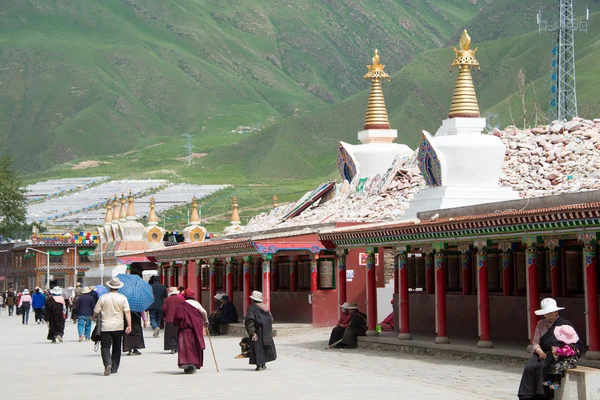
[[231, 196, 241, 224], [272, 195, 278, 208], [119, 193, 127, 221], [362, 49, 391, 130], [448, 30, 481, 118], [148, 196, 158, 224], [111, 195, 120, 221], [190, 196, 200, 224], [104, 197, 113, 224], [126, 190, 136, 219]]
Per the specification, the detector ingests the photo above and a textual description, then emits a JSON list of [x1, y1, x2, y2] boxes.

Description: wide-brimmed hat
[[214, 293, 224, 300], [535, 298, 564, 316], [554, 325, 579, 345], [76, 282, 81, 287], [249, 291, 263, 302], [183, 288, 195, 299], [23, 289, 29, 295], [340, 302, 350, 309], [50, 286, 62, 295], [168, 287, 179, 296], [106, 277, 124, 289], [82, 286, 93, 294], [346, 302, 358, 310]]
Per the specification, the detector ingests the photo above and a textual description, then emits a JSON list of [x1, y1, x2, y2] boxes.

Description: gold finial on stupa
[[148, 196, 158, 224], [448, 30, 481, 118], [362, 49, 391, 130], [190, 196, 200, 224], [231, 196, 240, 224], [272, 195, 278, 208], [112, 195, 120, 221], [119, 193, 127, 221], [126, 190, 136, 219], [104, 197, 113, 224]]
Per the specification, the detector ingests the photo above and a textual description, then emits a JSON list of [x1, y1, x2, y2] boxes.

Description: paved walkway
[[0, 313, 524, 399]]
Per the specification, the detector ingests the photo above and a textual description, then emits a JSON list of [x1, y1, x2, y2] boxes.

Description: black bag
[[91, 313, 102, 351]]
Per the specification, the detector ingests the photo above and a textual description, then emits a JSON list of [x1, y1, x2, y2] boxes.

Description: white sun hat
[[535, 298, 565, 316], [249, 291, 263, 302]]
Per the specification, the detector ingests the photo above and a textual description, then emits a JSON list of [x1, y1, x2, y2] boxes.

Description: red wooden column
[[546, 238, 562, 298], [182, 262, 189, 290], [424, 248, 434, 295], [290, 256, 298, 292], [225, 257, 234, 302], [169, 262, 176, 287], [475, 240, 493, 348], [365, 247, 379, 336], [262, 254, 272, 310], [337, 249, 347, 306], [434, 245, 450, 344], [195, 262, 202, 303], [310, 254, 318, 292], [524, 236, 540, 350], [398, 247, 412, 340], [499, 241, 513, 296], [243, 256, 252, 317], [579, 233, 600, 360], [458, 244, 471, 295], [209, 259, 217, 314]]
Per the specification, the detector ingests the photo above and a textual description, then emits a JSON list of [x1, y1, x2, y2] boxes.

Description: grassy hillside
[[1, 0, 483, 172]]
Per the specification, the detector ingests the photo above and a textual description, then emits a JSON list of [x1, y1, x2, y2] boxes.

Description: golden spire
[[363, 49, 391, 130], [126, 190, 136, 219], [190, 196, 200, 225], [231, 196, 240, 224], [111, 195, 120, 222], [148, 196, 158, 225], [448, 30, 481, 118], [104, 197, 113, 224], [272, 195, 278, 208], [119, 193, 127, 221]]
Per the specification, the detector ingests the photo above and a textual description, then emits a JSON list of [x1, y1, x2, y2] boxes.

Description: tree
[[0, 156, 26, 239]]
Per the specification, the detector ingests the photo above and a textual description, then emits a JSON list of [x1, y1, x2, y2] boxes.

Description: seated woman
[[328, 302, 351, 346], [518, 298, 584, 399], [336, 303, 367, 349], [379, 299, 394, 332]]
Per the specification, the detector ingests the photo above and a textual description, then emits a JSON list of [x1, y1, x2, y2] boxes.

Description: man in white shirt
[[93, 277, 132, 376]]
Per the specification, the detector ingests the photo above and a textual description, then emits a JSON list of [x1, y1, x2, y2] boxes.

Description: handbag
[[91, 313, 102, 351]]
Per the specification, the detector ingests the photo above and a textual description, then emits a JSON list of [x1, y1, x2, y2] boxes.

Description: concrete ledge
[[219, 323, 314, 337]]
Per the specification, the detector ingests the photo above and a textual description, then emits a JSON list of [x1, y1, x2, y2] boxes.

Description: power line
[[181, 134, 195, 166]]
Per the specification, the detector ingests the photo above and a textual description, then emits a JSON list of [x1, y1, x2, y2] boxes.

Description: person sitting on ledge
[[328, 302, 351, 346], [379, 299, 394, 332], [336, 302, 367, 349], [209, 295, 238, 335]]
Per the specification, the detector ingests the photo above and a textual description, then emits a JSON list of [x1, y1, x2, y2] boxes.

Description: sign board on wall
[[346, 270, 355, 282], [358, 253, 380, 266]]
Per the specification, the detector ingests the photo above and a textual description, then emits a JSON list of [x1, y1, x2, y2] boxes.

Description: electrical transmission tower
[[538, 1, 589, 122], [181, 134, 195, 166]]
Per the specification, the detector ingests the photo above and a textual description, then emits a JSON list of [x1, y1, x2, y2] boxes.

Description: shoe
[[153, 328, 159, 338], [255, 365, 264, 371], [184, 366, 196, 374], [104, 365, 112, 376], [133, 349, 142, 355], [111, 369, 118, 374], [549, 383, 560, 390], [127, 351, 133, 356], [51, 340, 56, 344], [57, 335, 63, 343], [262, 364, 267, 370], [170, 349, 176, 354], [79, 336, 84, 342]]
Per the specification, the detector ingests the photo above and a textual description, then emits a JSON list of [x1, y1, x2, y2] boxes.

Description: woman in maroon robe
[[173, 289, 207, 374]]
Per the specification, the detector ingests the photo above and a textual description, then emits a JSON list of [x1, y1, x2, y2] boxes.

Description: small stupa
[[183, 196, 208, 243], [338, 49, 413, 182], [119, 191, 145, 241], [100, 197, 114, 242], [405, 30, 518, 216], [224, 196, 243, 234], [111, 195, 122, 240], [143, 196, 166, 246], [118, 193, 127, 222], [272, 195, 278, 209]]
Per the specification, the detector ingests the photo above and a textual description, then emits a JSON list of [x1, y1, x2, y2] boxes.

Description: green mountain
[[1, 0, 484, 172]]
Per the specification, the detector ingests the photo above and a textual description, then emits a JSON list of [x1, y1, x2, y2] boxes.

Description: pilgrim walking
[[93, 277, 132, 376], [123, 310, 146, 356], [45, 287, 66, 343], [172, 289, 208, 374], [162, 287, 184, 353], [19, 289, 32, 324], [245, 291, 276, 371], [32, 287, 46, 323]]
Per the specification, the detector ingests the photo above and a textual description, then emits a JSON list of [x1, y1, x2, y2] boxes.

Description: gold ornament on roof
[[272, 195, 278, 208], [119, 192, 127, 221], [231, 196, 240, 223], [112, 194, 120, 221], [126, 190, 136, 218], [190, 196, 200, 224], [362, 49, 391, 130], [104, 197, 113, 224], [448, 30, 481, 118], [148, 196, 158, 224]]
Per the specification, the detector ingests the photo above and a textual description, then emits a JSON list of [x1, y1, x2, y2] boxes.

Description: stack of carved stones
[[496, 117, 600, 198]]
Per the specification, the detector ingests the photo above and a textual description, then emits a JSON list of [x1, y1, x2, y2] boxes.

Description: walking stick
[[326, 338, 343, 349], [205, 328, 220, 372]]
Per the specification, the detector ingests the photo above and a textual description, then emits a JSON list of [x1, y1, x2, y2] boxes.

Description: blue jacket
[[32, 292, 46, 309], [75, 294, 95, 317]]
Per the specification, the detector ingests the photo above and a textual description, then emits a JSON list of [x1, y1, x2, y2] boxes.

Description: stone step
[[218, 322, 313, 338]]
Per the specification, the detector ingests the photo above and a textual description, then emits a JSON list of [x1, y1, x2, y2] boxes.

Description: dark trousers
[[101, 331, 124, 372], [21, 306, 30, 324], [34, 308, 43, 322], [8, 305, 14, 315]]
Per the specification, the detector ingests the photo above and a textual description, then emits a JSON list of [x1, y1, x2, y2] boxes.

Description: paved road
[[0, 313, 523, 399]]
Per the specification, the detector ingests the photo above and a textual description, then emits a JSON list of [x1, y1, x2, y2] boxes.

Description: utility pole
[[538, 1, 589, 121], [181, 134, 195, 166]]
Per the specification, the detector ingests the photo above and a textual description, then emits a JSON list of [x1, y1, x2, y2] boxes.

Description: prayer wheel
[[565, 250, 582, 292], [487, 253, 500, 291], [279, 261, 290, 289], [298, 261, 308, 289], [447, 254, 460, 290], [318, 260, 334, 289]]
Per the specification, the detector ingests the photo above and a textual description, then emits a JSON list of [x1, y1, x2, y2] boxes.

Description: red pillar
[[159, 265, 165, 286], [435, 251, 449, 344], [195, 262, 202, 304], [525, 246, 539, 348], [243, 256, 252, 317], [262, 256, 271, 310], [425, 253, 434, 295], [460, 250, 471, 295], [183, 263, 189, 290], [583, 244, 600, 359], [290, 256, 298, 292], [169, 264, 175, 287], [549, 249, 562, 298], [337, 250, 347, 305], [366, 247, 379, 336], [501, 250, 513, 296], [310, 255, 318, 292], [225, 259, 234, 302], [398, 252, 412, 340], [393, 252, 399, 295], [477, 249, 493, 348], [209, 261, 217, 314]]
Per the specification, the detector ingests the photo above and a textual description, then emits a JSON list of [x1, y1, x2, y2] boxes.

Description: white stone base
[[404, 186, 520, 218], [340, 141, 414, 179], [358, 129, 398, 144]]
